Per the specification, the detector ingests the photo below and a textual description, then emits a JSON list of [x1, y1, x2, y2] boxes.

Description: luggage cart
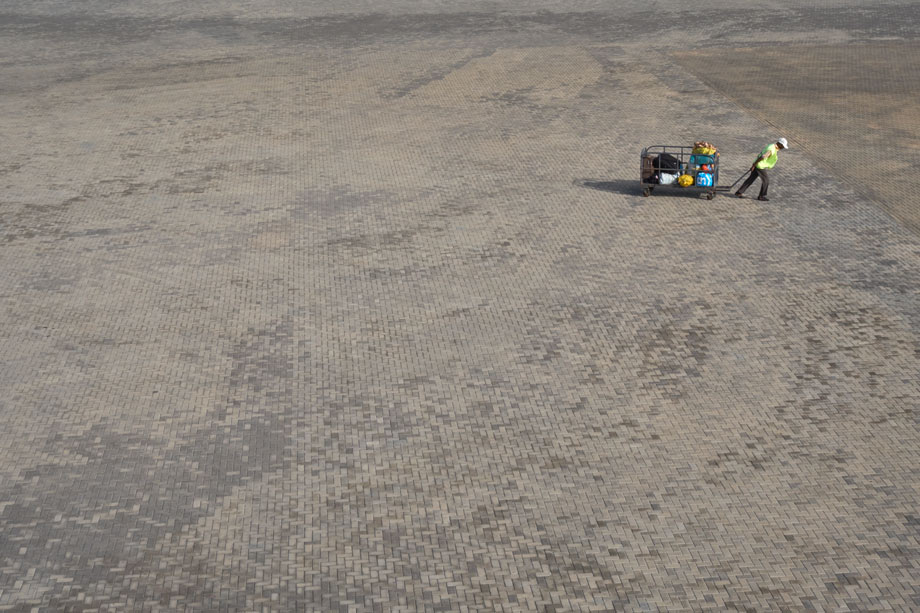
[[639, 145, 719, 200]]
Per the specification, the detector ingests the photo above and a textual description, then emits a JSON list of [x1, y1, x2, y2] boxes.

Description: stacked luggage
[[647, 152, 681, 185], [639, 141, 720, 199], [688, 141, 718, 187]]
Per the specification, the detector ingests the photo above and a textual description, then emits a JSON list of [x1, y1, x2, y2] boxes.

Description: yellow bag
[[692, 146, 717, 155], [678, 174, 694, 187], [693, 141, 718, 155]]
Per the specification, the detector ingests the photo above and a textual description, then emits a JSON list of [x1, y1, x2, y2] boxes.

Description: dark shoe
[[757, 196, 770, 201], [735, 192, 745, 198]]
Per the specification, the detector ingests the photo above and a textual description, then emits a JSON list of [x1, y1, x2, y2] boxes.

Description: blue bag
[[696, 172, 713, 187], [689, 154, 715, 167]]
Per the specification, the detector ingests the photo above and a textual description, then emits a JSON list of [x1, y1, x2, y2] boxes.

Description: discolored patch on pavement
[[409, 47, 603, 107], [674, 42, 920, 233], [5, 3, 920, 611]]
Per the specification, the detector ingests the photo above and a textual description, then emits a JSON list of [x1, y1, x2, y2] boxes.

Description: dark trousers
[[737, 167, 769, 198]]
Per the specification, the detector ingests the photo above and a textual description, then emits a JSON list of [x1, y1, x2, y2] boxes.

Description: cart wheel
[[642, 188, 651, 197], [706, 193, 715, 200]]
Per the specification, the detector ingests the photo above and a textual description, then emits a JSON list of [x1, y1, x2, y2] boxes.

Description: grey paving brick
[[2, 1, 920, 611]]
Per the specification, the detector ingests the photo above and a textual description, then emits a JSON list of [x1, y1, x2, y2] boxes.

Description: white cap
[[778, 137, 789, 149]]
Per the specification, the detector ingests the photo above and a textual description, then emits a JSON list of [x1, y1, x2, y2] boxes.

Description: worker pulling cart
[[639, 142, 720, 200]]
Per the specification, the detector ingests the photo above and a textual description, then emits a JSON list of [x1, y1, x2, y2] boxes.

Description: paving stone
[[1, 2, 920, 611]]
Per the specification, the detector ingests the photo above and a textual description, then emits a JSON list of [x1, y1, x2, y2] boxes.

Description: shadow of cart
[[574, 178, 719, 199]]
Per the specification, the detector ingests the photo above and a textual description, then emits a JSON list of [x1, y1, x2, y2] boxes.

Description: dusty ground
[[2, 1, 920, 611], [675, 42, 920, 232]]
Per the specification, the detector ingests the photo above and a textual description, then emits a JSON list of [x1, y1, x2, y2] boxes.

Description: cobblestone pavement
[[2, 1, 920, 611], [674, 42, 920, 234]]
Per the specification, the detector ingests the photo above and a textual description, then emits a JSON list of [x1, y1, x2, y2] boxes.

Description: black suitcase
[[653, 152, 680, 172]]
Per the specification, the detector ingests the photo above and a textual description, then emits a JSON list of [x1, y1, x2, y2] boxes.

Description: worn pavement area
[[2, 1, 920, 610]]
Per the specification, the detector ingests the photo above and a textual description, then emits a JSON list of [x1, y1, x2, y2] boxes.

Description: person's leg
[[757, 168, 770, 199], [736, 169, 758, 195]]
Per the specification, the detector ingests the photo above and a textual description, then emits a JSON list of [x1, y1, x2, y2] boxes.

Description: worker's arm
[[750, 147, 773, 170]]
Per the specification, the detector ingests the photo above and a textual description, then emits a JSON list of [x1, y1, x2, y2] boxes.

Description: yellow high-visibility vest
[[756, 143, 779, 169]]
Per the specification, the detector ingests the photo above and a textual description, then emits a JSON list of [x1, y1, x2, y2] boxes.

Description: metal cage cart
[[640, 145, 720, 200]]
